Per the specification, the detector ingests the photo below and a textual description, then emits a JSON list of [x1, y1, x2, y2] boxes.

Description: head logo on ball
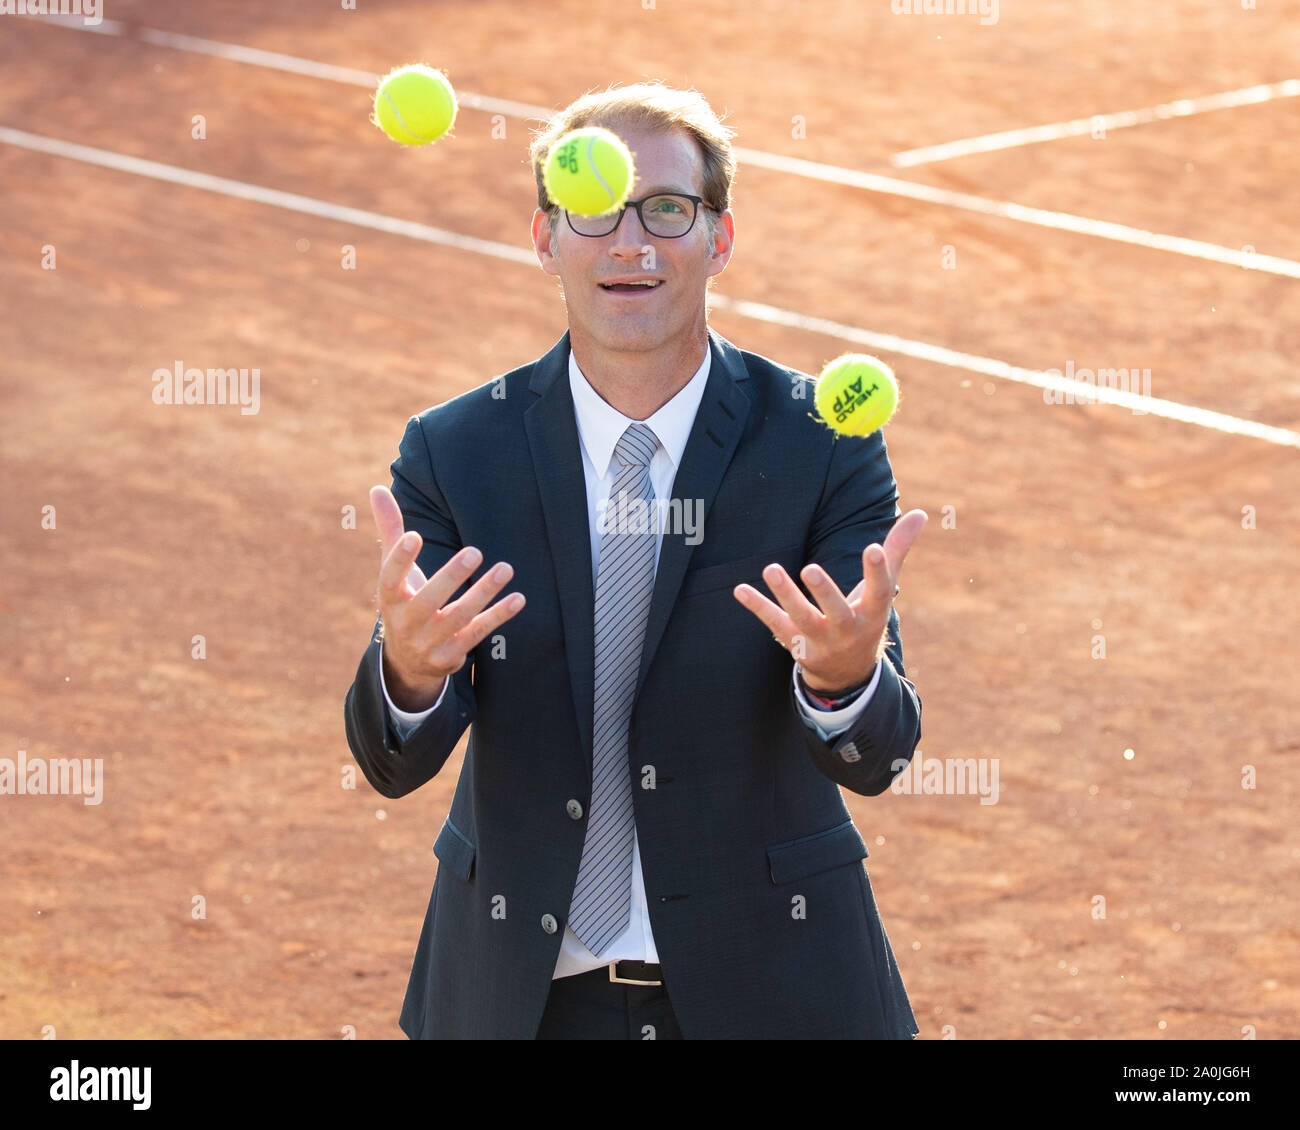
[[543, 127, 636, 216], [814, 354, 899, 436]]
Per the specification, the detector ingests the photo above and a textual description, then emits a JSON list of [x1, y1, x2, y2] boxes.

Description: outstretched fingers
[[378, 530, 427, 604], [371, 485, 427, 597]]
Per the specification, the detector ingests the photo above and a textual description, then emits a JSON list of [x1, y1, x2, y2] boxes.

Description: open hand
[[733, 509, 927, 694], [370, 485, 526, 711]]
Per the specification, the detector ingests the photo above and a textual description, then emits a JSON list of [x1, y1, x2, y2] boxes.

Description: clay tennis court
[[2, 0, 1297, 1040]]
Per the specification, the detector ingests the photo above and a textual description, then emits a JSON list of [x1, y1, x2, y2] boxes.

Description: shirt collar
[[568, 343, 712, 478]]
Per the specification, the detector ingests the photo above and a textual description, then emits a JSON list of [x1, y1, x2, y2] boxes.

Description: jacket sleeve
[[342, 414, 479, 799], [793, 428, 922, 796]]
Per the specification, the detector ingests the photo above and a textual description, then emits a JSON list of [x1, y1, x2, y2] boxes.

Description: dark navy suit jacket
[[344, 327, 922, 1039]]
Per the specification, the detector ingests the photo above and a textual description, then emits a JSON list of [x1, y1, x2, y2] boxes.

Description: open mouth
[[599, 280, 663, 293]]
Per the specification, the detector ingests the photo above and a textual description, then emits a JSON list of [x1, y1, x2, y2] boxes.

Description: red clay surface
[[2, 0, 1297, 1039]]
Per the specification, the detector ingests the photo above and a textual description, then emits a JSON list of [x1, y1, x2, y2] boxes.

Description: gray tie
[[568, 421, 660, 955]]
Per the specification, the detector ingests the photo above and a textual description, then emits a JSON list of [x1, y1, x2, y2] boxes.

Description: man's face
[[532, 124, 734, 355]]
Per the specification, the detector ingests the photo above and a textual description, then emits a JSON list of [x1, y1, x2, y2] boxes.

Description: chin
[[591, 320, 669, 353]]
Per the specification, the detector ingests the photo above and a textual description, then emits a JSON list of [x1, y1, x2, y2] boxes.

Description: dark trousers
[[536, 967, 684, 1039]]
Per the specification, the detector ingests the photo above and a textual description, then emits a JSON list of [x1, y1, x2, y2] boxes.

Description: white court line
[[24, 13, 1300, 280], [711, 296, 1300, 448], [2, 126, 1297, 450], [0, 127, 537, 266], [730, 147, 1299, 278], [32, 14, 555, 121], [892, 80, 1300, 167]]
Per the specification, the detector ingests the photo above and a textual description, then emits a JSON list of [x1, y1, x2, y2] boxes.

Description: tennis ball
[[543, 127, 636, 216], [814, 354, 899, 436], [372, 64, 457, 146]]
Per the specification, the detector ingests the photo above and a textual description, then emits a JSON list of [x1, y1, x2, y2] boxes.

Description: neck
[[570, 325, 709, 421]]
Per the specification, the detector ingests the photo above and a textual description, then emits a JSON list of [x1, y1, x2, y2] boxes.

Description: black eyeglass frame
[[562, 193, 713, 239]]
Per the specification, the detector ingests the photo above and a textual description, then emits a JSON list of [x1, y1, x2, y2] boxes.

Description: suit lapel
[[523, 332, 599, 774], [633, 329, 751, 704], [523, 328, 754, 774]]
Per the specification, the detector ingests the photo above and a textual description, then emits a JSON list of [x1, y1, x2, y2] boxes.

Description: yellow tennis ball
[[372, 64, 457, 146], [814, 354, 899, 436], [543, 127, 636, 216]]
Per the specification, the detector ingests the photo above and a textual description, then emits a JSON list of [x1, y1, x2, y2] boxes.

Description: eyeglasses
[[564, 193, 710, 239]]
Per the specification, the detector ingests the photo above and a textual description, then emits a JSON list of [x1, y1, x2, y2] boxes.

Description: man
[[344, 82, 928, 1039]]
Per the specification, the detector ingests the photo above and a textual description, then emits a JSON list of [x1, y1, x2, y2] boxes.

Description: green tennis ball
[[814, 354, 899, 436], [543, 127, 636, 216], [372, 64, 457, 146]]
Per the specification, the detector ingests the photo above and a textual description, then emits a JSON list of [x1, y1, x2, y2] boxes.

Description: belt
[[607, 960, 663, 987]]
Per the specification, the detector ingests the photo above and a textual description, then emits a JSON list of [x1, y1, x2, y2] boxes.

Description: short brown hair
[[529, 82, 737, 233]]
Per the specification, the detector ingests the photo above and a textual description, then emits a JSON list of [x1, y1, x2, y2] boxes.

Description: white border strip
[[21, 14, 1300, 280], [892, 80, 1300, 167], [2, 126, 1296, 449]]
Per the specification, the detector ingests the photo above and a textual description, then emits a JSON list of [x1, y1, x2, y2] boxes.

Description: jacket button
[[566, 799, 584, 820], [540, 914, 558, 934], [839, 741, 862, 763]]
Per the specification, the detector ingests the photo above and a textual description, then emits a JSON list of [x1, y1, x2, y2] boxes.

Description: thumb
[[884, 509, 928, 576], [370, 485, 406, 556]]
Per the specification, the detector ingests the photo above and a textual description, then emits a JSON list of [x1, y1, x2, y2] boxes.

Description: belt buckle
[[608, 962, 662, 987]]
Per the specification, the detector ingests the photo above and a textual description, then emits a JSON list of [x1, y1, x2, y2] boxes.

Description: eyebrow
[[636, 185, 698, 196]]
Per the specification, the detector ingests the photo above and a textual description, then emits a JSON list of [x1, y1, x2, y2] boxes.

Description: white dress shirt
[[380, 342, 882, 978]]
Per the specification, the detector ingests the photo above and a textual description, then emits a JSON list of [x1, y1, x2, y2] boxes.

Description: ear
[[705, 210, 735, 278], [532, 208, 561, 277]]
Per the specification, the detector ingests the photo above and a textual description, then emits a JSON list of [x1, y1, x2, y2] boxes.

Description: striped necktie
[[568, 421, 660, 955]]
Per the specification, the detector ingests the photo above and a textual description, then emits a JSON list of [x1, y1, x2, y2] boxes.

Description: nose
[[608, 202, 652, 257]]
